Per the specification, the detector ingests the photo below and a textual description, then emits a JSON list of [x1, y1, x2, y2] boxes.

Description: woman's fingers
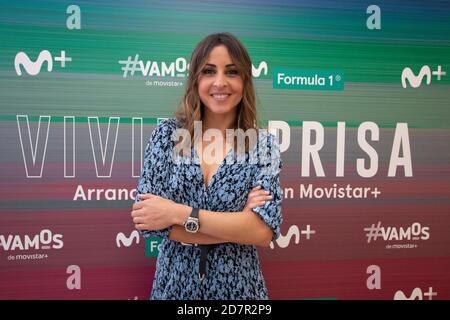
[[246, 195, 273, 209], [248, 195, 273, 203], [248, 190, 271, 200], [253, 195, 273, 202], [133, 216, 145, 224], [244, 187, 273, 210]]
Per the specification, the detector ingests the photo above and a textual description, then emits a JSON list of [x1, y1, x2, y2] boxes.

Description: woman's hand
[[243, 185, 273, 212], [131, 194, 177, 231]]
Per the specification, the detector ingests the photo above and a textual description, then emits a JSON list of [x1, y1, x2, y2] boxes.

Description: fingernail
[[264, 190, 270, 194]]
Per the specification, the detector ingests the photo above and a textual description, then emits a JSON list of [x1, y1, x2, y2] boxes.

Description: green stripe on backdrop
[[2, 25, 450, 84], [0, 75, 447, 128], [0, 115, 420, 128]]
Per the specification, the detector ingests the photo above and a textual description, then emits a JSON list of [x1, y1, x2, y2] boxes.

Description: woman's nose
[[213, 72, 228, 87]]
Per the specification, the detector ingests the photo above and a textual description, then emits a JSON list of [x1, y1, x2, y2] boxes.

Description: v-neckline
[[193, 144, 234, 192]]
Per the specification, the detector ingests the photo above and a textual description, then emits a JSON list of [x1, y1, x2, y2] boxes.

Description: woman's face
[[198, 44, 244, 118]]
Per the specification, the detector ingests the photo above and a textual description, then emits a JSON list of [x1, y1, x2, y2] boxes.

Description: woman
[[132, 32, 283, 299]]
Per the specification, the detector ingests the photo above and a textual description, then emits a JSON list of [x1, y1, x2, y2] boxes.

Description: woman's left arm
[[132, 197, 273, 247], [174, 203, 274, 247]]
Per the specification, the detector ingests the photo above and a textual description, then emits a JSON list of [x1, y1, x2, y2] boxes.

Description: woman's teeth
[[211, 94, 230, 100]]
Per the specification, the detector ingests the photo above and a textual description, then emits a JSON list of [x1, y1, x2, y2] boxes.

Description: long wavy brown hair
[[174, 32, 259, 154]]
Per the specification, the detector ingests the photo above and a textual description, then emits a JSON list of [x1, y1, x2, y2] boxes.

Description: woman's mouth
[[210, 93, 231, 101]]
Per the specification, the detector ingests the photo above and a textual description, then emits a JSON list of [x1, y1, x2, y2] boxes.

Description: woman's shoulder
[[239, 128, 280, 165], [257, 128, 277, 146], [251, 128, 282, 170], [156, 117, 182, 132], [150, 117, 182, 142], [253, 128, 280, 156]]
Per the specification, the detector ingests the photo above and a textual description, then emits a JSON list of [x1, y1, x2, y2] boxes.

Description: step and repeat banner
[[1, 0, 449, 300]]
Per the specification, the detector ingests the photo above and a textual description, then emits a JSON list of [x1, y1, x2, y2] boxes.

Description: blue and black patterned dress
[[136, 118, 283, 300]]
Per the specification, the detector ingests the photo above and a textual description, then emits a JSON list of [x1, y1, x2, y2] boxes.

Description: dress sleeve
[[250, 132, 283, 241], [135, 119, 174, 240]]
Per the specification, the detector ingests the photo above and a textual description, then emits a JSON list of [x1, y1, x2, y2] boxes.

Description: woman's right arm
[[169, 225, 226, 244], [168, 186, 272, 245]]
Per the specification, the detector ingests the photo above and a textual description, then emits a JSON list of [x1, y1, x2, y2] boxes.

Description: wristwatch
[[184, 207, 200, 233]]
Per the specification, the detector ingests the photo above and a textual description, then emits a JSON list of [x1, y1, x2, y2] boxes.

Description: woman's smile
[[210, 93, 232, 102]]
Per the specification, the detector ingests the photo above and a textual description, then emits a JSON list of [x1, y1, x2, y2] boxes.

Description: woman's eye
[[202, 69, 214, 75], [201, 69, 238, 76]]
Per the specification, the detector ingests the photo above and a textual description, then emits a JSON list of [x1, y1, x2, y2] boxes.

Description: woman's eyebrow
[[205, 63, 237, 68]]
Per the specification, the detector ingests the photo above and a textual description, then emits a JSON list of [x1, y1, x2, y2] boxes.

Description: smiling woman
[[197, 45, 244, 119], [133, 32, 283, 300]]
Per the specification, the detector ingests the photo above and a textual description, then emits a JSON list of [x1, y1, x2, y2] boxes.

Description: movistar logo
[[401, 66, 431, 88], [252, 61, 268, 77], [116, 230, 140, 247], [270, 224, 316, 249], [14, 50, 72, 76], [15, 50, 53, 76], [394, 287, 437, 300], [401, 65, 446, 88]]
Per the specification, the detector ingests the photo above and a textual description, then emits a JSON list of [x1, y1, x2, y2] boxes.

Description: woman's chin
[[205, 105, 236, 115]]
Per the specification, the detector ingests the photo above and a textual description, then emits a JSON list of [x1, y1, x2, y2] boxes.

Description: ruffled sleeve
[[135, 119, 175, 240], [250, 131, 283, 241]]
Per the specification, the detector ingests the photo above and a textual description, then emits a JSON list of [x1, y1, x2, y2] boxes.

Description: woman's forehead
[[205, 45, 235, 65]]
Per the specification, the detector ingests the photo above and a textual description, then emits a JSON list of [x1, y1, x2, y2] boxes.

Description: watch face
[[185, 219, 199, 233]]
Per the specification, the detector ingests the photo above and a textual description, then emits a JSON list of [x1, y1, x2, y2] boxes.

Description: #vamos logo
[[364, 221, 430, 249], [0, 229, 64, 251], [119, 55, 189, 78]]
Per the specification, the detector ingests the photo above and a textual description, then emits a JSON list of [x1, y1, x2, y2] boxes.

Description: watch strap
[[190, 207, 199, 220]]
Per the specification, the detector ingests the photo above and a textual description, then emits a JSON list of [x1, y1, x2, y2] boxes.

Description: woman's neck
[[202, 111, 237, 137]]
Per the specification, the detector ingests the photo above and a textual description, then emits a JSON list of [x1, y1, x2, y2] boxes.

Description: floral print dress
[[136, 118, 283, 300]]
